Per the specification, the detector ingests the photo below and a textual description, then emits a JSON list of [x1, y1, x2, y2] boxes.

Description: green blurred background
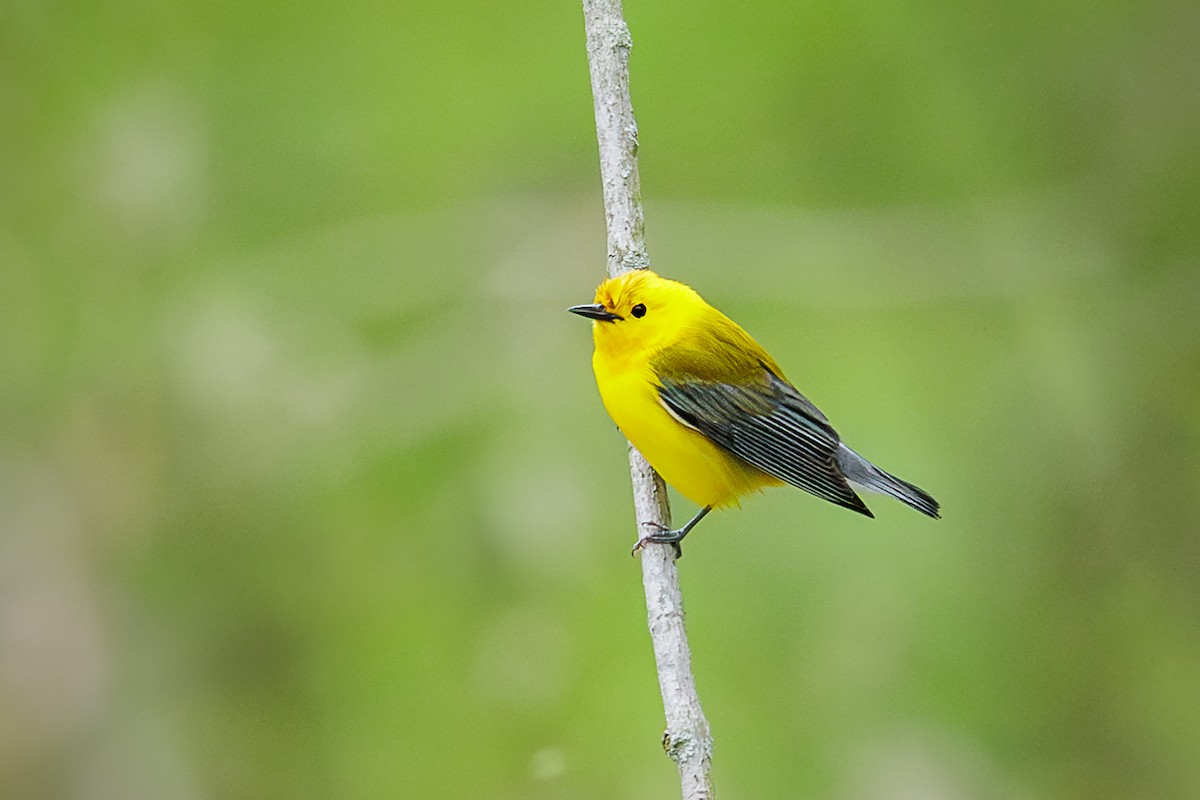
[[3, 1, 1198, 798]]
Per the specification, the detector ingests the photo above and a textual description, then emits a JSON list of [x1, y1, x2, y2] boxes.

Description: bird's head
[[568, 269, 703, 360]]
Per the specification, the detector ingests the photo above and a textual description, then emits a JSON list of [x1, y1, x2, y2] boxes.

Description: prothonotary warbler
[[569, 269, 939, 552]]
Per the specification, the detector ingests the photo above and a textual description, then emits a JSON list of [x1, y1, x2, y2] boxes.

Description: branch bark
[[581, 2, 715, 797]]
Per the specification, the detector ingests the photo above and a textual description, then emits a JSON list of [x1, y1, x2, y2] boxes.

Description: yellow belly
[[594, 358, 779, 508]]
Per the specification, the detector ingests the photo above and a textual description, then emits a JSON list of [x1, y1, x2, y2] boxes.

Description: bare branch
[[581, 2, 715, 796]]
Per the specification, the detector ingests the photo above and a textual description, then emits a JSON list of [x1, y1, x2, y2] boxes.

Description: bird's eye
[[630, 303, 647, 318]]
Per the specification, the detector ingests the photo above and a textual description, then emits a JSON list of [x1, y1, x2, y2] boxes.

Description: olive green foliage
[[2, 1, 1197, 798]]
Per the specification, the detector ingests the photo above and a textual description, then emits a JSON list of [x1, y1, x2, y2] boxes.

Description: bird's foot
[[632, 521, 684, 559], [630, 506, 712, 559]]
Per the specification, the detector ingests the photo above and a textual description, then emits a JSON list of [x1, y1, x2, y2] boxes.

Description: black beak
[[567, 303, 623, 322]]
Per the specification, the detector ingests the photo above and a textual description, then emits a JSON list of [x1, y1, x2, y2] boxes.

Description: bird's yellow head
[[568, 270, 705, 361]]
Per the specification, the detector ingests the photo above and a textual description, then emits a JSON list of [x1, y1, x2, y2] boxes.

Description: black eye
[[630, 303, 647, 318]]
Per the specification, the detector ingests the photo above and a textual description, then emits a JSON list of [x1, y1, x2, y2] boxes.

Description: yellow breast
[[592, 351, 779, 509]]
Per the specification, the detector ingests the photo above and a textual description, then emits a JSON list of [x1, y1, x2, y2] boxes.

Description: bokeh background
[[3, 1, 1198, 798]]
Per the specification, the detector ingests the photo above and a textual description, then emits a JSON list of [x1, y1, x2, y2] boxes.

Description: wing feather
[[658, 367, 873, 516]]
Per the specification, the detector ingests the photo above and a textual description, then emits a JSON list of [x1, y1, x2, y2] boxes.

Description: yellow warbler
[[569, 269, 939, 551]]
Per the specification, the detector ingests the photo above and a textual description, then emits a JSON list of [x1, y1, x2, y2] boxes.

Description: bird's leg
[[633, 505, 712, 557]]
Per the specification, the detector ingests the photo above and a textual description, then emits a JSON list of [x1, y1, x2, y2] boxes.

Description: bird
[[568, 269, 939, 553]]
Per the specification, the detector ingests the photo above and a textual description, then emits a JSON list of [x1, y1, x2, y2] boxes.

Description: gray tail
[[835, 444, 940, 519]]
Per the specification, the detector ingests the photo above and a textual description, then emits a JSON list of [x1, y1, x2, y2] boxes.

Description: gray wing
[[658, 368, 873, 516]]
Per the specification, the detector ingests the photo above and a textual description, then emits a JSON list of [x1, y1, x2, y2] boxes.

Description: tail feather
[[835, 444, 940, 519]]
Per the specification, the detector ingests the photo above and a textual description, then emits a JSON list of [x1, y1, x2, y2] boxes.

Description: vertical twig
[[581, 2, 715, 797]]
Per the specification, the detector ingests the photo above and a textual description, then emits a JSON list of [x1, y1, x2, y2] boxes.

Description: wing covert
[[658, 368, 872, 516]]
